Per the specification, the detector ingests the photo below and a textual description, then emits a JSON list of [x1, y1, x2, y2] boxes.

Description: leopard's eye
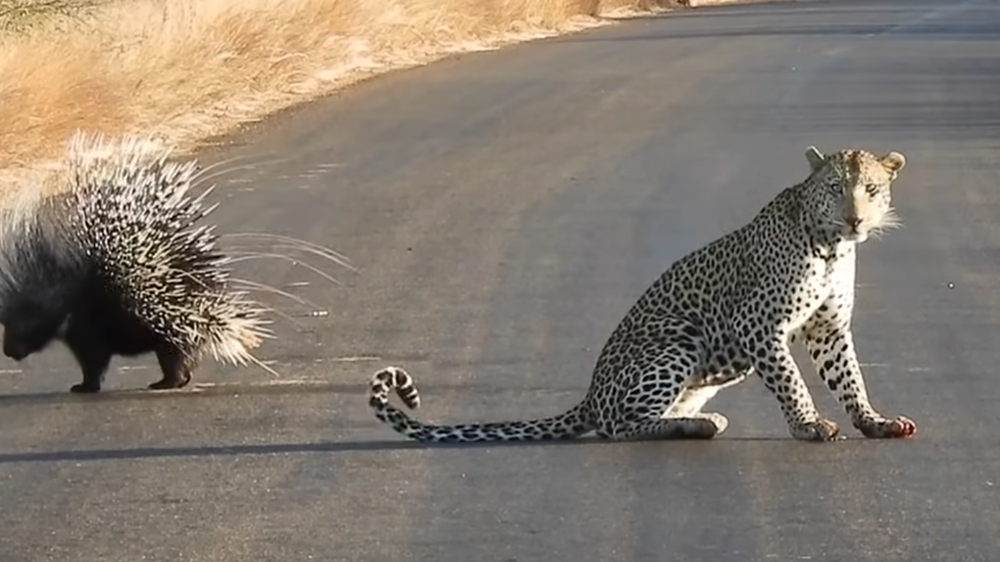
[[865, 184, 879, 196]]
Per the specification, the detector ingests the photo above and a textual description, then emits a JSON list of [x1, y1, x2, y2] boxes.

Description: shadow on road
[[0, 382, 370, 404], [0, 435, 799, 464], [603, 0, 905, 23], [559, 23, 1000, 42], [0, 380, 579, 404], [0, 438, 605, 464]]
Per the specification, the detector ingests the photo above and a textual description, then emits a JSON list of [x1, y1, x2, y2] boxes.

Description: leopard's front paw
[[789, 418, 843, 442], [857, 415, 917, 439]]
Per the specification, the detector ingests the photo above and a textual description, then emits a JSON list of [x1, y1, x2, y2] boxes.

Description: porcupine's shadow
[[0, 379, 373, 405]]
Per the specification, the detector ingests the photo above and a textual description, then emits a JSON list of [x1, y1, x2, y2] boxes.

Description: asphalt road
[[2, 0, 1000, 560]]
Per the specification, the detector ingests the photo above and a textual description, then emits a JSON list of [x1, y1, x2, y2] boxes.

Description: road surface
[[1, 0, 999, 560]]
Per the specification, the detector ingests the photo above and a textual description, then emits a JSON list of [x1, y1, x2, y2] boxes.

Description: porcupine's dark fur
[[0, 132, 271, 393]]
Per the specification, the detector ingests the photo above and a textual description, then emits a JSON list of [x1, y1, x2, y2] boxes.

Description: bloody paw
[[859, 415, 917, 439]]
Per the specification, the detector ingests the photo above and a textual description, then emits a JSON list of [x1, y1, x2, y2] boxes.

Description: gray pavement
[[1, 0, 999, 560]]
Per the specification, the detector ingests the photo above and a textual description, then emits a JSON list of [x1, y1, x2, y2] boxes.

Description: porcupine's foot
[[148, 372, 192, 390], [63, 320, 111, 394], [70, 368, 104, 393], [150, 345, 194, 390], [70, 381, 102, 393]]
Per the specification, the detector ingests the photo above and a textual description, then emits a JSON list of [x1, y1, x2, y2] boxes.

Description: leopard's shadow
[[0, 387, 817, 465], [0, 434, 834, 465]]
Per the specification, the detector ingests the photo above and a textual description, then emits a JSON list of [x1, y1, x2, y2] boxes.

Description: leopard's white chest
[[786, 242, 857, 328], [823, 242, 858, 295]]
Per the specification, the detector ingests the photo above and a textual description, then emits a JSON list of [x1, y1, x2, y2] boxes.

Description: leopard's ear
[[880, 151, 906, 174], [805, 146, 826, 172]]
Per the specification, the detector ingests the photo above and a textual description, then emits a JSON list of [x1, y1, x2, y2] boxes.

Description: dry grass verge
[[0, 0, 678, 186], [0, 0, 101, 34]]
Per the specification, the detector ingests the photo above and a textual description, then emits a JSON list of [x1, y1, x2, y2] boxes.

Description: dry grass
[[0, 0, 101, 34], [0, 0, 677, 184]]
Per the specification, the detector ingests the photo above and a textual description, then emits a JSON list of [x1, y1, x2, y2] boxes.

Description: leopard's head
[[801, 146, 907, 243]]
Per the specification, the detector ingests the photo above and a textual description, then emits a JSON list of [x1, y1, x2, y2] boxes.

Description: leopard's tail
[[368, 366, 594, 442]]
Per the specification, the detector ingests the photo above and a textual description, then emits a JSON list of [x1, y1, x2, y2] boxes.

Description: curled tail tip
[[370, 366, 420, 410]]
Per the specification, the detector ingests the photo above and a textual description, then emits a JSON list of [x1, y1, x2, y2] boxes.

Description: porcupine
[[0, 132, 276, 393]]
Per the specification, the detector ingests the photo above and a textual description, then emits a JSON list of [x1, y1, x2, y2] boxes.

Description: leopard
[[368, 145, 917, 443]]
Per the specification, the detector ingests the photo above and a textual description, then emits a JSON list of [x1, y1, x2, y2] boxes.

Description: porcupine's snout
[[3, 333, 31, 360], [1, 315, 66, 361]]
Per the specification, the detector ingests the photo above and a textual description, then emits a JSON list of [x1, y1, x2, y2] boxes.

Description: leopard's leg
[[803, 301, 916, 439], [596, 319, 729, 441], [665, 369, 749, 420], [737, 318, 841, 441]]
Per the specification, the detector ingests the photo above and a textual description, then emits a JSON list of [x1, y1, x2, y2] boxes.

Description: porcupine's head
[[1, 303, 68, 360], [0, 188, 89, 360], [58, 132, 272, 364]]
